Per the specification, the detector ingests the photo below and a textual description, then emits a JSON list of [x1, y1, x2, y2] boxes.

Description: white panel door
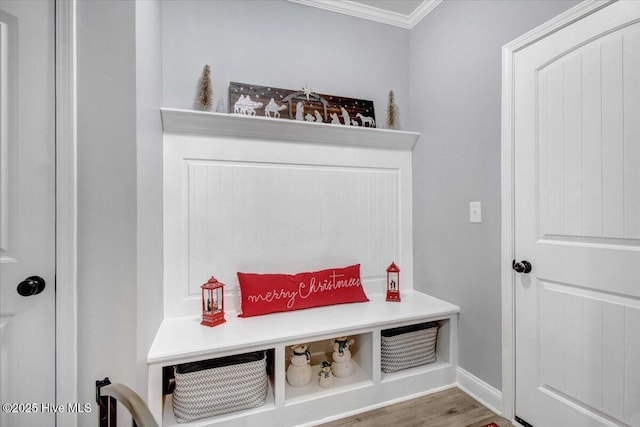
[[0, 0, 55, 426], [514, 1, 640, 426]]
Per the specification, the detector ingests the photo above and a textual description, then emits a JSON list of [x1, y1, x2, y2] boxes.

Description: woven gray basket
[[172, 351, 268, 423], [381, 322, 438, 373]]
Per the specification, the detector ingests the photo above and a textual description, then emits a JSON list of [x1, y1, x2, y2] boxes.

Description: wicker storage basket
[[172, 351, 268, 423], [381, 322, 438, 373]]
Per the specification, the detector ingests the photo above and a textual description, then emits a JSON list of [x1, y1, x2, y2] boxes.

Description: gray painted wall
[[409, 0, 580, 389], [77, 0, 164, 416], [77, 0, 137, 423], [161, 0, 410, 128]]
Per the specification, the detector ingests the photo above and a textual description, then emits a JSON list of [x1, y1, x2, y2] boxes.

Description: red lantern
[[201, 276, 226, 327], [386, 262, 400, 302]]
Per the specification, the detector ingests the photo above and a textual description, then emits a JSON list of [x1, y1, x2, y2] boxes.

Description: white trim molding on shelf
[[160, 108, 420, 151], [287, 0, 442, 29]]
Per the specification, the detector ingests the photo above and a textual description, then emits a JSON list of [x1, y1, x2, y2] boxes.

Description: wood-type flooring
[[315, 387, 512, 427]]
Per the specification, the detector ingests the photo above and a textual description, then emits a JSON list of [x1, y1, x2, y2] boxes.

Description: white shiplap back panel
[[163, 126, 414, 318], [186, 161, 398, 294], [538, 26, 640, 243]]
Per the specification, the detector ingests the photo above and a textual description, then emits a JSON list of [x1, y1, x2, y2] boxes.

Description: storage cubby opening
[[284, 333, 373, 405], [379, 319, 449, 381], [160, 349, 276, 426]]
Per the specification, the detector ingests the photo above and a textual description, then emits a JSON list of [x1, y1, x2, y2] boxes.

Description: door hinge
[[515, 415, 534, 427]]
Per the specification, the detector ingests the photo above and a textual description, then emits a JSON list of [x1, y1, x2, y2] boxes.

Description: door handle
[[17, 276, 46, 296], [512, 260, 532, 274]]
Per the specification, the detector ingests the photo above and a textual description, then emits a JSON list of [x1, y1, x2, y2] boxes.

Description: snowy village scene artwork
[[229, 82, 376, 128]]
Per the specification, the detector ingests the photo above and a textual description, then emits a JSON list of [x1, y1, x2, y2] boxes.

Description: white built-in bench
[[149, 109, 460, 426], [148, 291, 459, 426]]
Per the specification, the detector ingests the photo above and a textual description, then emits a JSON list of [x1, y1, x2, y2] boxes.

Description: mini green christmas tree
[[197, 65, 213, 111], [385, 90, 397, 129]]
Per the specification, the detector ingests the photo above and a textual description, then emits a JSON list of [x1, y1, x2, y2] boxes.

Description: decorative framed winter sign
[[201, 276, 226, 327], [386, 262, 400, 302], [229, 82, 376, 127]]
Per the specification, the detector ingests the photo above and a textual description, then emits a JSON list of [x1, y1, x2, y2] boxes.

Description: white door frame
[[55, 1, 78, 426], [500, 0, 616, 421]]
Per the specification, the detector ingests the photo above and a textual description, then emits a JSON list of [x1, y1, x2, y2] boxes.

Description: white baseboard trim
[[456, 367, 503, 416]]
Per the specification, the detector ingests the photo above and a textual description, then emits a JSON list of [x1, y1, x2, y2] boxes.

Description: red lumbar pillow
[[237, 264, 369, 318]]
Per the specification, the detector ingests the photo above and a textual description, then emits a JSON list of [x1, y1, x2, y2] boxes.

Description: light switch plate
[[470, 201, 481, 223]]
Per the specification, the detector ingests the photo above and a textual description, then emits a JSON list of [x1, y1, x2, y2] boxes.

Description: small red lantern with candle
[[386, 262, 400, 302], [201, 276, 226, 327]]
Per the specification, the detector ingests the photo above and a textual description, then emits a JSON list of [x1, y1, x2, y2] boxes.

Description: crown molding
[[288, 0, 442, 29], [407, 0, 442, 28]]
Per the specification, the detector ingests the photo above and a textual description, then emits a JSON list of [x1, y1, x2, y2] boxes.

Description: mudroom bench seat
[[147, 290, 460, 427], [153, 110, 458, 426]]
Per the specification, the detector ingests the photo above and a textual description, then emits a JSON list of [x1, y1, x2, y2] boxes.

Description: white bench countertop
[[148, 290, 460, 365]]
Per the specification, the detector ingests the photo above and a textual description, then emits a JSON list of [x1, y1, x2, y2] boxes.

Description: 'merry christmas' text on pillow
[[237, 264, 369, 317]]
